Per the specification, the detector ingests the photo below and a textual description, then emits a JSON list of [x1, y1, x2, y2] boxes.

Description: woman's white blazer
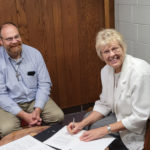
[[94, 55, 150, 150]]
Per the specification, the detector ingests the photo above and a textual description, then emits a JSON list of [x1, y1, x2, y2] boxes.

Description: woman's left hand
[[80, 126, 108, 142]]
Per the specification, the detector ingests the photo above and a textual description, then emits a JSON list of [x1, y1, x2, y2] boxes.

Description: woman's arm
[[80, 120, 126, 141], [67, 111, 104, 134]]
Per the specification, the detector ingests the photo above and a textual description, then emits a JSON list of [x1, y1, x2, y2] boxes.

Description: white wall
[[115, 0, 150, 63]]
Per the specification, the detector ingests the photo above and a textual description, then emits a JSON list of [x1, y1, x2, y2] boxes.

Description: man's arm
[[0, 69, 22, 115], [34, 52, 52, 110], [0, 67, 41, 127]]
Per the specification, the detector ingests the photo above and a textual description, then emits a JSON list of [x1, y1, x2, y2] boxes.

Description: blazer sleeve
[[122, 72, 150, 134], [93, 66, 112, 116]]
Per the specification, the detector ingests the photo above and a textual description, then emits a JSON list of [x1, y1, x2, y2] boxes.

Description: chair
[[144, 119, 150, 150]]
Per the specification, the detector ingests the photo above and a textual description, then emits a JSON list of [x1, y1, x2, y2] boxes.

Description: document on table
[[0, 135, 55, 150], [44, 126, 115, 150]]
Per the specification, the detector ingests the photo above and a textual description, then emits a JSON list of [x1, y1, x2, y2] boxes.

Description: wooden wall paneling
[[77, 0, 105, 105], [15, 0, 29, 45], [60, 0, 81, 108], [104, 0, 110, 28], [104, 0, 114, 28], [109, 0, 115, 28], [144, 120, 150, 150], [0, 0, 18, 24], [38, 0, 60, 103], [0, 0, 18, 47], [0, 0, 114, 109], [19, 0, 47, 54], [52, 0, 68, 106]]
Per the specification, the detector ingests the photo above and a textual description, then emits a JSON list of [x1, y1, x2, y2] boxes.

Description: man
[[0, 22, 64, 138]]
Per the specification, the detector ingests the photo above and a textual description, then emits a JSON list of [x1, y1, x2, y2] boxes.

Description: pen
[[72, 117, 75, 129]]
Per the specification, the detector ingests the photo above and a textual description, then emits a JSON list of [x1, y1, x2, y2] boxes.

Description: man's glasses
[[2, 34, 21, 42]]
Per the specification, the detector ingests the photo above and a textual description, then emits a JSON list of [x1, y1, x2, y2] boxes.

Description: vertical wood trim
[[144, 119, 150, 150], [104, 0, 110, 28]]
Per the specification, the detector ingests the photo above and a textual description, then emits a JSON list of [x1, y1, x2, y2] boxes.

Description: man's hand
[[31, 107, 42, 126], [17, 108, 42, 127]]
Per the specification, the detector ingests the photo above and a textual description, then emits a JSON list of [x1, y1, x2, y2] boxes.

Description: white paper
[[44, 126, 115, 150], [0, 135, 54, 150], [70, 135, 115, 150], [44, 126, 84, 149]]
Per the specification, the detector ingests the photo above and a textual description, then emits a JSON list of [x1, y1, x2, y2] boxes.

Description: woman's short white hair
[[95, 28, 127, 60]]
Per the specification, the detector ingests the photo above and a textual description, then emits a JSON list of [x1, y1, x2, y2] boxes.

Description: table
[[0, 126, 49, 146]]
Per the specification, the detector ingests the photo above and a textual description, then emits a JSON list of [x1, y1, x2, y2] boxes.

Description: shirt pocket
[[25, 72, 37, 88]]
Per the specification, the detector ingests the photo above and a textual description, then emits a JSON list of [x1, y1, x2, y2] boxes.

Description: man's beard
[[7, 41, 22, 59], [9, 41, 22, 49]]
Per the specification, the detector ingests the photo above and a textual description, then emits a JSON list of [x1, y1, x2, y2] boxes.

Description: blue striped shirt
[[0, 44, 52, 115]]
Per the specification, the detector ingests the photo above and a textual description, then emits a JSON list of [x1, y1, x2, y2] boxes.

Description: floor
[[61, 103, 94, 125], [34, 110, 87, 142], [62, 111, 87, 126]]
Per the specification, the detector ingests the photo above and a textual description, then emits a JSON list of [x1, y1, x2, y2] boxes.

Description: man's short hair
[[0, 22, 18, 38]]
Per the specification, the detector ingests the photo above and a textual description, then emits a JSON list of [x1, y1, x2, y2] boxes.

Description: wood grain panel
[[43, 0, 60, 103], [77, 0, 105, 105], [0, 0, 18, 46], [109, 0, 114, 28], [144, 119, 150, 150], [52, 0, 67, 105], [60, 0, 81, 107], [0, 0, 114, 108], [0, 0, 18, 24], [19, 0, 47, 54], [15, 0, 29, 44]]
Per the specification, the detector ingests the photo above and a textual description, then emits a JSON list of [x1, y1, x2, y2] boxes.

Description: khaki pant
[[0, 98, 64, 138]]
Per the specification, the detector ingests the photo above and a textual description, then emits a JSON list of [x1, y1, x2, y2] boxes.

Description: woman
[[67, 29, 150, 150]]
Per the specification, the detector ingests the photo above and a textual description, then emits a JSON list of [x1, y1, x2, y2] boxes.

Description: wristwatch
[[107, 125, 112, 134]]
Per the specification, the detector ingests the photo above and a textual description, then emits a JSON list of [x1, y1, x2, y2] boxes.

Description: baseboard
[[62, 103, 94, 114]]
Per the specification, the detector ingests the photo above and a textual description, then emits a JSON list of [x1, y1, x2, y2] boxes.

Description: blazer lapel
[[116, 55, 129, 99], [106, 65, 115, 108]]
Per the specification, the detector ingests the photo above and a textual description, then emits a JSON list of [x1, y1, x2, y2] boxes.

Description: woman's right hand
[[67, 122, 84, 134]]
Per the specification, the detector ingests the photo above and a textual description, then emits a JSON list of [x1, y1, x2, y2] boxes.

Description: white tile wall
[[133, 6, 150, 25], [125, 40, 134, 55], [133, 42, 150, 61], [139, 0, 150, 5], [118, 22, 138, 41], [118, 5, 132, 22], [115, 0, 138, 5], [115, 0, 150, 63], [115, 3, 119, 21], [139, 25, 150, 44]]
